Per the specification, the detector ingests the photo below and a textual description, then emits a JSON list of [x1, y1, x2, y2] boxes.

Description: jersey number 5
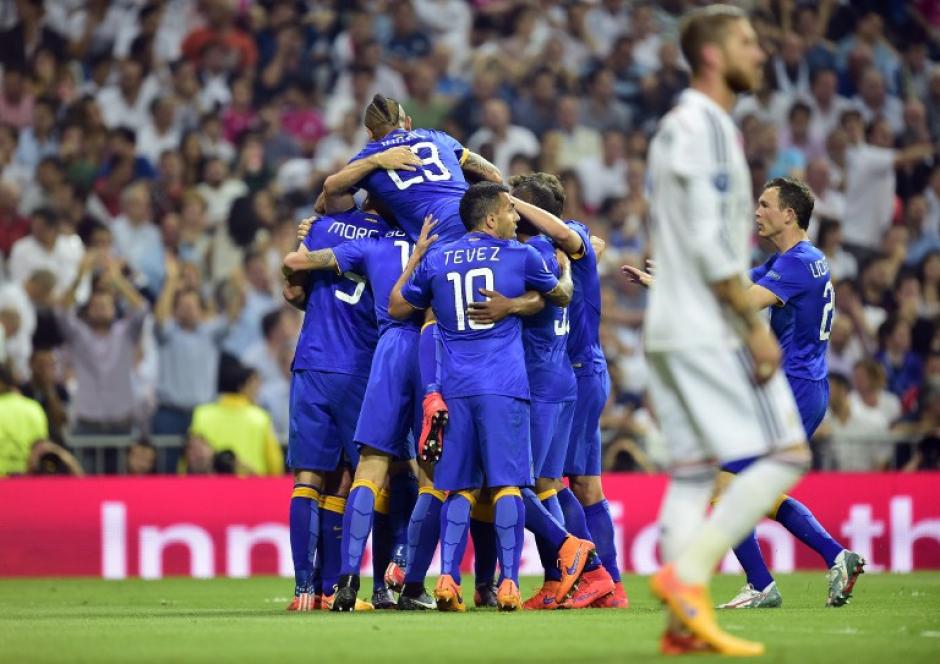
[[387, 142, 451, 190], [335, 272, 366, 305], [819, 280, 835, 341], [446, 268, 494, 331]]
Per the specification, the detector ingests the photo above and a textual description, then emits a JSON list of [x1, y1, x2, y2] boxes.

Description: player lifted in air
[[625, 176, 865, 609], [642, 5, 810, 655], [323, 95, 502, 461], [389, 183, 595, 611]]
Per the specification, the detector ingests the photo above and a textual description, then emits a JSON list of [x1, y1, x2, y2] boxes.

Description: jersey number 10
[[447, 268, 494, 331], [387, 142, 452, 190]]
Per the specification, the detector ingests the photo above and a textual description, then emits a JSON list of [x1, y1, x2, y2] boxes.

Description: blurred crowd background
[[1, 0, 939, 476]]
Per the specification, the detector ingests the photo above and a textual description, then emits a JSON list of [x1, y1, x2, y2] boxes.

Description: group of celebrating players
[[277, 5, 866, 656]]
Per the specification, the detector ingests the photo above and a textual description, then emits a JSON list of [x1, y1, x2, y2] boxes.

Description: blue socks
[[733, 532, 775, 590], [534, 489, 564, 581], [419, 323, 440, 394], [319, 494, 346, 593], [340, 482, 376, 577], [289, 484, 320, 591], [390, 472, 418, 567], [522, 488, 567, 549], [557, 487, 592, 540], [494, 490, 525, 585], [583, 499, 621, 583], [775, 497, 844, 568], [405, 488, 444, 585], [439, 493, 473, 584]]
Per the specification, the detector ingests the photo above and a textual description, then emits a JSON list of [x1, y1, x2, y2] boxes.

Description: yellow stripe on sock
[[322, 495, 347, 514], [457, 490, 478, 510], [492, 487, 522, 503], [292, 486, 320, 501], [419, 486, 447, 502], [536, 488, 557, 502], [375, 489, 391, 515], [351, 479, 380, 497], [768, 494, 790, 519]]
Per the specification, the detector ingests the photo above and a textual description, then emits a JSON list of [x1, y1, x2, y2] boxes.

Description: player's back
[[524, 235, 577, 401], [333, 228, 423, 336], [352, 128, 469, 242], [565, 220, 605, 372], [293, 209, 389, 375], [751, 241, 832, 381], [422, 234, 537, 400], [645, 89, 753, 351]]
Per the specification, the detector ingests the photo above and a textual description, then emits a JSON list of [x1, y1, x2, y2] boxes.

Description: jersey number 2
[[819, 280, 835, 341], [446, 268, 494, 331], [387, 142, 451, 190]]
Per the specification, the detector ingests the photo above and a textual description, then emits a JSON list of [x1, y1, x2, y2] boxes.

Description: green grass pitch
[[2, 573, 939, 663]]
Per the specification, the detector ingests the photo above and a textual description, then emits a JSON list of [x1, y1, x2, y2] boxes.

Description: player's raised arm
[[510, 195, 583, 257], [282, 247, 339, 274], [389, 215, 439, 319], [461, 150, 503, 183], [322, 146, 422, 196]]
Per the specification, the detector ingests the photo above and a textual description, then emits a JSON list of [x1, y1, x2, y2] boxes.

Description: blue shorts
[[789, 375, 829, 439], [531, 399, 575, 480], [353, 327, 421, 460], [722, 374, 828, 474], [434, 395, 532, 491], [287, 370, 369, 471], [564, 367, 610, 477]]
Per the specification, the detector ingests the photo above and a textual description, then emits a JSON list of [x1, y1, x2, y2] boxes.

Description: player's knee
[[534, 476, 557, 493], [569, 475, 603, 504], [293, 469, 324, 488]]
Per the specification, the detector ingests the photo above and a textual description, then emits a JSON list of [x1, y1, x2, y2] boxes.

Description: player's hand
[[745, 324, 781, 385], [296, 216, 314, 242], [467, 289, 512, 325], [415, 215, 439, 255], [282, 283, 306, 306], [373, 146, 422, 171], [621, 264, 653, 288]]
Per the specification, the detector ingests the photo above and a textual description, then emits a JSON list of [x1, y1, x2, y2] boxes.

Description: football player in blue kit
[[322, 94, 502, 467], [280, 199, 389, 612], [389, 183, 595, 612], [500, 172, 629, 609], [624, 177, 865, 609]]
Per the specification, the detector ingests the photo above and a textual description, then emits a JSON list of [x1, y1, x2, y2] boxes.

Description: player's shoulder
[[782, 241, 827, 268], [526, 234, 555, 253], [659, 90, 734, 145]]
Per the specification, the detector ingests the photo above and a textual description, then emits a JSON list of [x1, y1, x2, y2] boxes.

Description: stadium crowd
[[1, 0, 939, 476]]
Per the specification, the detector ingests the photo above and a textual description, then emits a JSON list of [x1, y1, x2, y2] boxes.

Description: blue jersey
[[565, 221, 606, 374], [750, 240, 832, 382], [523, 235, 577, 402], [332, 228, 422, 335], [401, 232, 559, 400], [292, 209, 389, 376], [350, 128, 469, 242]]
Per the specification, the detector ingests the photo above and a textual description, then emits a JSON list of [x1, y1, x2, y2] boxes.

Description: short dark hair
[[509, 172, 565, 216], [679, 4, 747, 74], [828, 372, 850, 390], [509, 176, 558, 218], [763, 177, 814, 230], [218, 355, 255, 394], [261, 309, 282, 340], [32, 207, 59, 227], [458, 182, 510, 231]]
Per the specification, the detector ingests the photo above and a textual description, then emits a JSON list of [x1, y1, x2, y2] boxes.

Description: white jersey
[[645, 89, 754, 351]]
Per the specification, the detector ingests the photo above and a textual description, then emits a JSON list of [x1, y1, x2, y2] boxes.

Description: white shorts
[[646, 346, 805, 468]]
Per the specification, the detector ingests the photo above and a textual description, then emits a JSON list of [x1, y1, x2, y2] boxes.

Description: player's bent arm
[[590, 235, 606, 258], [466, 289, 545, 325], [322, 147, 421, 196], [747, 283, 782, 311], [544, 257, 573, 306], [711, 274, 781, 383], [282, 247, 338, 274], [511, 196, 583, 256], [461, 151, 503, 183]]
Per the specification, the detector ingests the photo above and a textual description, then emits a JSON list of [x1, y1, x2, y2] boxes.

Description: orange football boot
[[320, 593, 374, 611], [523, 581, 561, 610], [562, 566, 616, 609], [434, 574, 466, 612], [418, 392, 448, 462], [660, 630, 714, 655], [286, 591, 316, 612], [496, 579, 523, 612], [590, 580, 630, 609], [650, 564, 765, 657], [554, 536, 596, 602], [384, 561, 405, 593]]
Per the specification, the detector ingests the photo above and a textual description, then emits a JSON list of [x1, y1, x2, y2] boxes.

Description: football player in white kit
[[644, 6, 812, 656]]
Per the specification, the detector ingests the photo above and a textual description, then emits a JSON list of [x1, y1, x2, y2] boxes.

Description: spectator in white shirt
[[466, 99, 539, 176], [549, 95, 603, 171], [112, 183, 165, 295], [805, 157, 845, 234], [96, 58, 159, 130], [137, 96, 181, 165], [806, 68, 853, 146], [816, 219, 857, 283], [851, 358, 902, 425], [827, 317, 864, 377], [242, 308, 293, 392], [821, 372, 894, 471], [853, 67, 904, 134], [13, 96, 58, 172], [196, 157, 248, 228], [771, 32, 811, 98], [8, 208, 83, 298], [257, 340, 293, 439], [576, 129, 628, 211], [580, 67, 632, 134]]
